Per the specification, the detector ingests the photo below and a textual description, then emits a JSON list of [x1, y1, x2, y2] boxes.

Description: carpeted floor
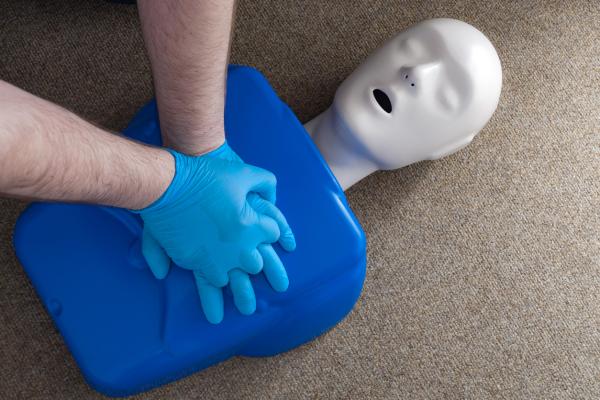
[[0, 0, 599, 399]]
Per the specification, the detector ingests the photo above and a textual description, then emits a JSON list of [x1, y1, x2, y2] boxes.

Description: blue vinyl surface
[[13, 66, 367, 397]]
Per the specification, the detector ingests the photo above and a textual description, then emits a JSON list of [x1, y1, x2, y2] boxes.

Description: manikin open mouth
[[372, 88, 392, 114]]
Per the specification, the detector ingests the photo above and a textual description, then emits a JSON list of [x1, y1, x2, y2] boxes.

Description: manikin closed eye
[[304, 18, 502, 190]]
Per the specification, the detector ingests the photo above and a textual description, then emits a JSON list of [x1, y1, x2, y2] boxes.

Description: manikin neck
[[304, 107, 379, 190]]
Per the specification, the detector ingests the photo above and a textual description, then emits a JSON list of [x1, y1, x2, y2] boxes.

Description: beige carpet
[[1, 0, 599, 398]]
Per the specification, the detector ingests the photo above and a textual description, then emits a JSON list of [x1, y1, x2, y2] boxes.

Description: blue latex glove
[[203, 144, 296, 318], [134, 142, 296, 323], [199, 193, 293, 320]]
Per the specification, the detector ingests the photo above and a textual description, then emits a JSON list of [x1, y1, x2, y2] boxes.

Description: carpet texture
[[0, 0, 599, 399]]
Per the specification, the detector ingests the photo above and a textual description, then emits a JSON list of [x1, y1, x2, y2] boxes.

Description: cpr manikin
[[12, 18, 503, 396], [304, 18, 502, 189]]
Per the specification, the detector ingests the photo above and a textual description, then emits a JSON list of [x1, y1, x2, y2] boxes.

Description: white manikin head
[[305, 18, 502, 189]]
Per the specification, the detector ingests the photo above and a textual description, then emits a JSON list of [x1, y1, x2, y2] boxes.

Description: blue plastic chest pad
[[13, 66, 367, 397]]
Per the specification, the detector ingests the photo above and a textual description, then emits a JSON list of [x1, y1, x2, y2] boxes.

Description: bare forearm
[[0, 81, 173, 210], [138, 0, 236, 155]]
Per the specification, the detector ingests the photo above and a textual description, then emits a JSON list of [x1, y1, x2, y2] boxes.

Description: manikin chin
[[304, 18, 502, 190]]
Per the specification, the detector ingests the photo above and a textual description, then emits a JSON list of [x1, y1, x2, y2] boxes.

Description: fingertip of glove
[[152, 268, 169, 280], [273, 277, 289, 293], [206, 312, 224, 324], [237, 301, 257, 316], [280, 233, 297, 252]]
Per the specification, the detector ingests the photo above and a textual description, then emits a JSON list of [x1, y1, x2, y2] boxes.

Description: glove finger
[[200, 266, 229, 288], [194, 271, 224, 324], [242, 201, 281, 244], [243, 165, 277, 203], [239, 248, 264, 275], [189, 252, 229, 288], [259, 244, 289, 292], [248, 193, 296, 252], [141, 229, 171, 279], [229, 269, 256, 315], [255, 212, 281, 244]]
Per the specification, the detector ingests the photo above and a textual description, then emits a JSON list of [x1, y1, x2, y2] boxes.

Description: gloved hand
[[134, 142, 296, 323], [194, 192, 294, 323], [201, 144, 296, 320]]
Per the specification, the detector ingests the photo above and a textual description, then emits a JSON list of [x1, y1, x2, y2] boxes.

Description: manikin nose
[[374, 62, 441, 113], [398, 62, 441, 89]]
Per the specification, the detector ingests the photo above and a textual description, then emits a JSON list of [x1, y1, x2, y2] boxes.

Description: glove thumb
[[141, 228, 171, 280]]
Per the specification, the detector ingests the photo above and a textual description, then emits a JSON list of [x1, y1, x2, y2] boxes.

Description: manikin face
[[333, 18, 502, 170]]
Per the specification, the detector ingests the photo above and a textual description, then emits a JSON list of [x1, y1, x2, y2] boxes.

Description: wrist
[[132, 142, 230, 214], [130, 147, 176, 211], [159, 118, 226, 157], [188, 136, 226, 156]]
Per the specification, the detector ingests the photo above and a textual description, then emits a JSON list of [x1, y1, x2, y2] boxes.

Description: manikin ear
[[428, 133, 475, 160]]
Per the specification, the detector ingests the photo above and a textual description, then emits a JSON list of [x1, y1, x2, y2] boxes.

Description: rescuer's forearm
[[0, 80, 174, 210], [138, 0, 236, 155]]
